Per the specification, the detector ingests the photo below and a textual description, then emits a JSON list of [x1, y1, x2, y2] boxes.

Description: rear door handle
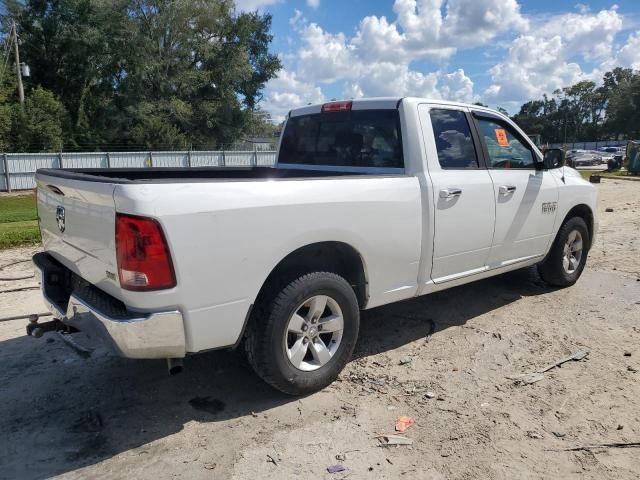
[[499, 185, 517, 196], [439, 188, 463, 199]]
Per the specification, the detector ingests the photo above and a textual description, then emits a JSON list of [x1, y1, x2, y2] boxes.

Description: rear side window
[[476, 118, 535, 169], [278, 109, 403, 169], [429, 109, 479, 168]]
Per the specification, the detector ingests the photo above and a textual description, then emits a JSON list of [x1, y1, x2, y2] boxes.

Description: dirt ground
[[1, 178, 639, 480]]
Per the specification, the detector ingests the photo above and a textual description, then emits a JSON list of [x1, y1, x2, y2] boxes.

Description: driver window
[[476, 118, 534, 169]]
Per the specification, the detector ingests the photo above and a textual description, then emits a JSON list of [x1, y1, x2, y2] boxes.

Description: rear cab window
[[278, 108, 404, 172], [429, 109, 479, 169]]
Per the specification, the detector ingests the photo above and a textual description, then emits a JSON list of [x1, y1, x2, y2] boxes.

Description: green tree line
[[0, 0, 280, 152], [510, 67, 640, 144]]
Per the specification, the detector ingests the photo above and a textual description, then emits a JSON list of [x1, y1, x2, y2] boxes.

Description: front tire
[[244, 272, 360, 395], [538, 216, 589, 287]]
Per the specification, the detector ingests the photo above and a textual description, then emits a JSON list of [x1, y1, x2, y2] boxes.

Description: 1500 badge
[[542, 202, 557, 214]]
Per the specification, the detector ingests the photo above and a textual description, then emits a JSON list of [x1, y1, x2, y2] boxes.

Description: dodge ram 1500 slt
[[33, 97, 597, 394]]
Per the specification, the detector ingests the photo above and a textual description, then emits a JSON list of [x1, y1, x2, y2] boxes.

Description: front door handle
[[439, 187, 463, 199], [499, 185, 517, 196]]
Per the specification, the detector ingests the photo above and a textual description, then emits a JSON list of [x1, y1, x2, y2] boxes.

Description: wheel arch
[[254, 241, 369, 310], [562, 203, 594, 249]]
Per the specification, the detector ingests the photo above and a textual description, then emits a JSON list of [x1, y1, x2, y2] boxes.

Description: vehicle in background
[[599, 146, 625, 170], [565, 149, 602, 167]]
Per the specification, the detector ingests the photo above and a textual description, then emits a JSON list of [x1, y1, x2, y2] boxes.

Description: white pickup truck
[[33, 98, 597, 394]]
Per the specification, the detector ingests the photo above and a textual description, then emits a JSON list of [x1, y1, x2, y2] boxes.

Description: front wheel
[[244, 272, 360, 395], [538, 216, 590, 287]]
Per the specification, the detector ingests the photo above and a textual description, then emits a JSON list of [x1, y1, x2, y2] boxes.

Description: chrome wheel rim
[[563, 230, 583, 274], [284, 295, 344, 372]]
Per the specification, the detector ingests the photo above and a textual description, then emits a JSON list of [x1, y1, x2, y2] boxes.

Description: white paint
[[36, 97, 599, 355]]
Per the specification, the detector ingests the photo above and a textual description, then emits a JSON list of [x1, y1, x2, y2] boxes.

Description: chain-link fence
[[0, 149, 277, 191]]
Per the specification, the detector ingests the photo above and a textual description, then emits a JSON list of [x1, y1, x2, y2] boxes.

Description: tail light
[[322, 101, 352, 112], [115, 213, 176, 291]]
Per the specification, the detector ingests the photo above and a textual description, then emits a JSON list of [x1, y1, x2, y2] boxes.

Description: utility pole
[[11, 21, 24, 108]]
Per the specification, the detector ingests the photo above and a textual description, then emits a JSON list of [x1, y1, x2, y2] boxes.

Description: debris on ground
[[606, 208, 614, 212], [425, 391, 436, 399], [399, 357, 413, 365], [395, 416, 415, 433], [554, 442, 640, 452], [327, 464, 346, 473], [335, 453, 346, 461], [378, 434, 414, 447], [510, 350, 589, 385]]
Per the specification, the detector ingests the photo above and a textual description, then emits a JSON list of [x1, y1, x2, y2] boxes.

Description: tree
[[605, 71, 640, 139], [12, 87, 68, 152], [4, 0, 281, 150], [509, 68, 640, 143], [0, 70, 15, 151]]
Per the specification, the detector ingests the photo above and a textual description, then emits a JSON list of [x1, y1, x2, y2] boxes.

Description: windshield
[[278, 109, 404, 170]]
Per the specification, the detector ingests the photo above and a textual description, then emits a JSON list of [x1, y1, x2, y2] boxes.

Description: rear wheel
[[244, 272, 359, 395], [538, 216, 589, 287]]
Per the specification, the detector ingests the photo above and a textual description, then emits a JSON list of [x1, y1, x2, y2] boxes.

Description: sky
[[235, 0, 640, 120]]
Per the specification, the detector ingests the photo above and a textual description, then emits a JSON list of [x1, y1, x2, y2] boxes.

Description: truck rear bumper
[[33, 252, 186, 359]]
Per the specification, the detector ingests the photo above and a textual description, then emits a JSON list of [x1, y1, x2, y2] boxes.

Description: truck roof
[[288, 97, 499, 118]]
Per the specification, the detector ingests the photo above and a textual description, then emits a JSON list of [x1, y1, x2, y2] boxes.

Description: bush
[[12, 87, 68, 152]]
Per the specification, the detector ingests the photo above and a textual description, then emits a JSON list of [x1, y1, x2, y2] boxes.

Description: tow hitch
[[26, 314, 76, 337]]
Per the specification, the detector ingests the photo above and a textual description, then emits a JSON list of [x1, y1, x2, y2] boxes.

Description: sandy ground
[[0, 178, 639, 480]]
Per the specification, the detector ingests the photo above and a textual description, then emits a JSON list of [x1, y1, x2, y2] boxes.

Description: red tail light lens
[[115, 213, 176, 291], [322, 101, 352, 112]]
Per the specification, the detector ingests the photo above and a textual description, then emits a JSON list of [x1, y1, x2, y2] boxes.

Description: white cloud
[[538, 8, 623, 60], [289, 9, 304, 26], [297, 24, 355, 83], [616, 31, 640, 70], [575, 3, 590, 14], [306, 0, 320, 8], [262, 69, 325, 121], [485, 7, 625, 103], [440, 69, 476, 104]]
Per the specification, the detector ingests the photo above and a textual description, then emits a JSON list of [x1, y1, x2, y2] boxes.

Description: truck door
[[418, 104, 496, 283], [471, 112, 559, 267]]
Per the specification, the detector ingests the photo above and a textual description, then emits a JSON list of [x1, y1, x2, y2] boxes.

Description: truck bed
[[36, 166, 364, 184]]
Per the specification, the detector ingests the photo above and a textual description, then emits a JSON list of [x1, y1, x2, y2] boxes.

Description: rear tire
[[244, 272, 359, 395], [538, 216, 589, 287]]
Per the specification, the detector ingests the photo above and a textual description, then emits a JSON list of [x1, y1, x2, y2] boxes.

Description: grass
[[578, 169, 635, 180], [0, 194, 40, 249]]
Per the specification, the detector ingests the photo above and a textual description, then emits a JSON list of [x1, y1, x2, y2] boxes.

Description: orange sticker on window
[[494, 128, 509, 147]]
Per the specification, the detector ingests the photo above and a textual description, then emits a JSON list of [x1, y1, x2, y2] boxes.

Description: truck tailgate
[[36, 172, 120, 296]]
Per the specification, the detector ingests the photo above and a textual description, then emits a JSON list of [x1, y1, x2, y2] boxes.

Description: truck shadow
[[0, 266, 552, 479]]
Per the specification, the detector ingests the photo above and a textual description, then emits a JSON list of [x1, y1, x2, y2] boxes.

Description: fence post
[[3, 153, 11, 192], [58, 152, 64, 169], [106, 151, 111, 168]]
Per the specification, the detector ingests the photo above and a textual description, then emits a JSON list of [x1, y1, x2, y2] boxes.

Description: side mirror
[[543, 148, 565, 169]]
